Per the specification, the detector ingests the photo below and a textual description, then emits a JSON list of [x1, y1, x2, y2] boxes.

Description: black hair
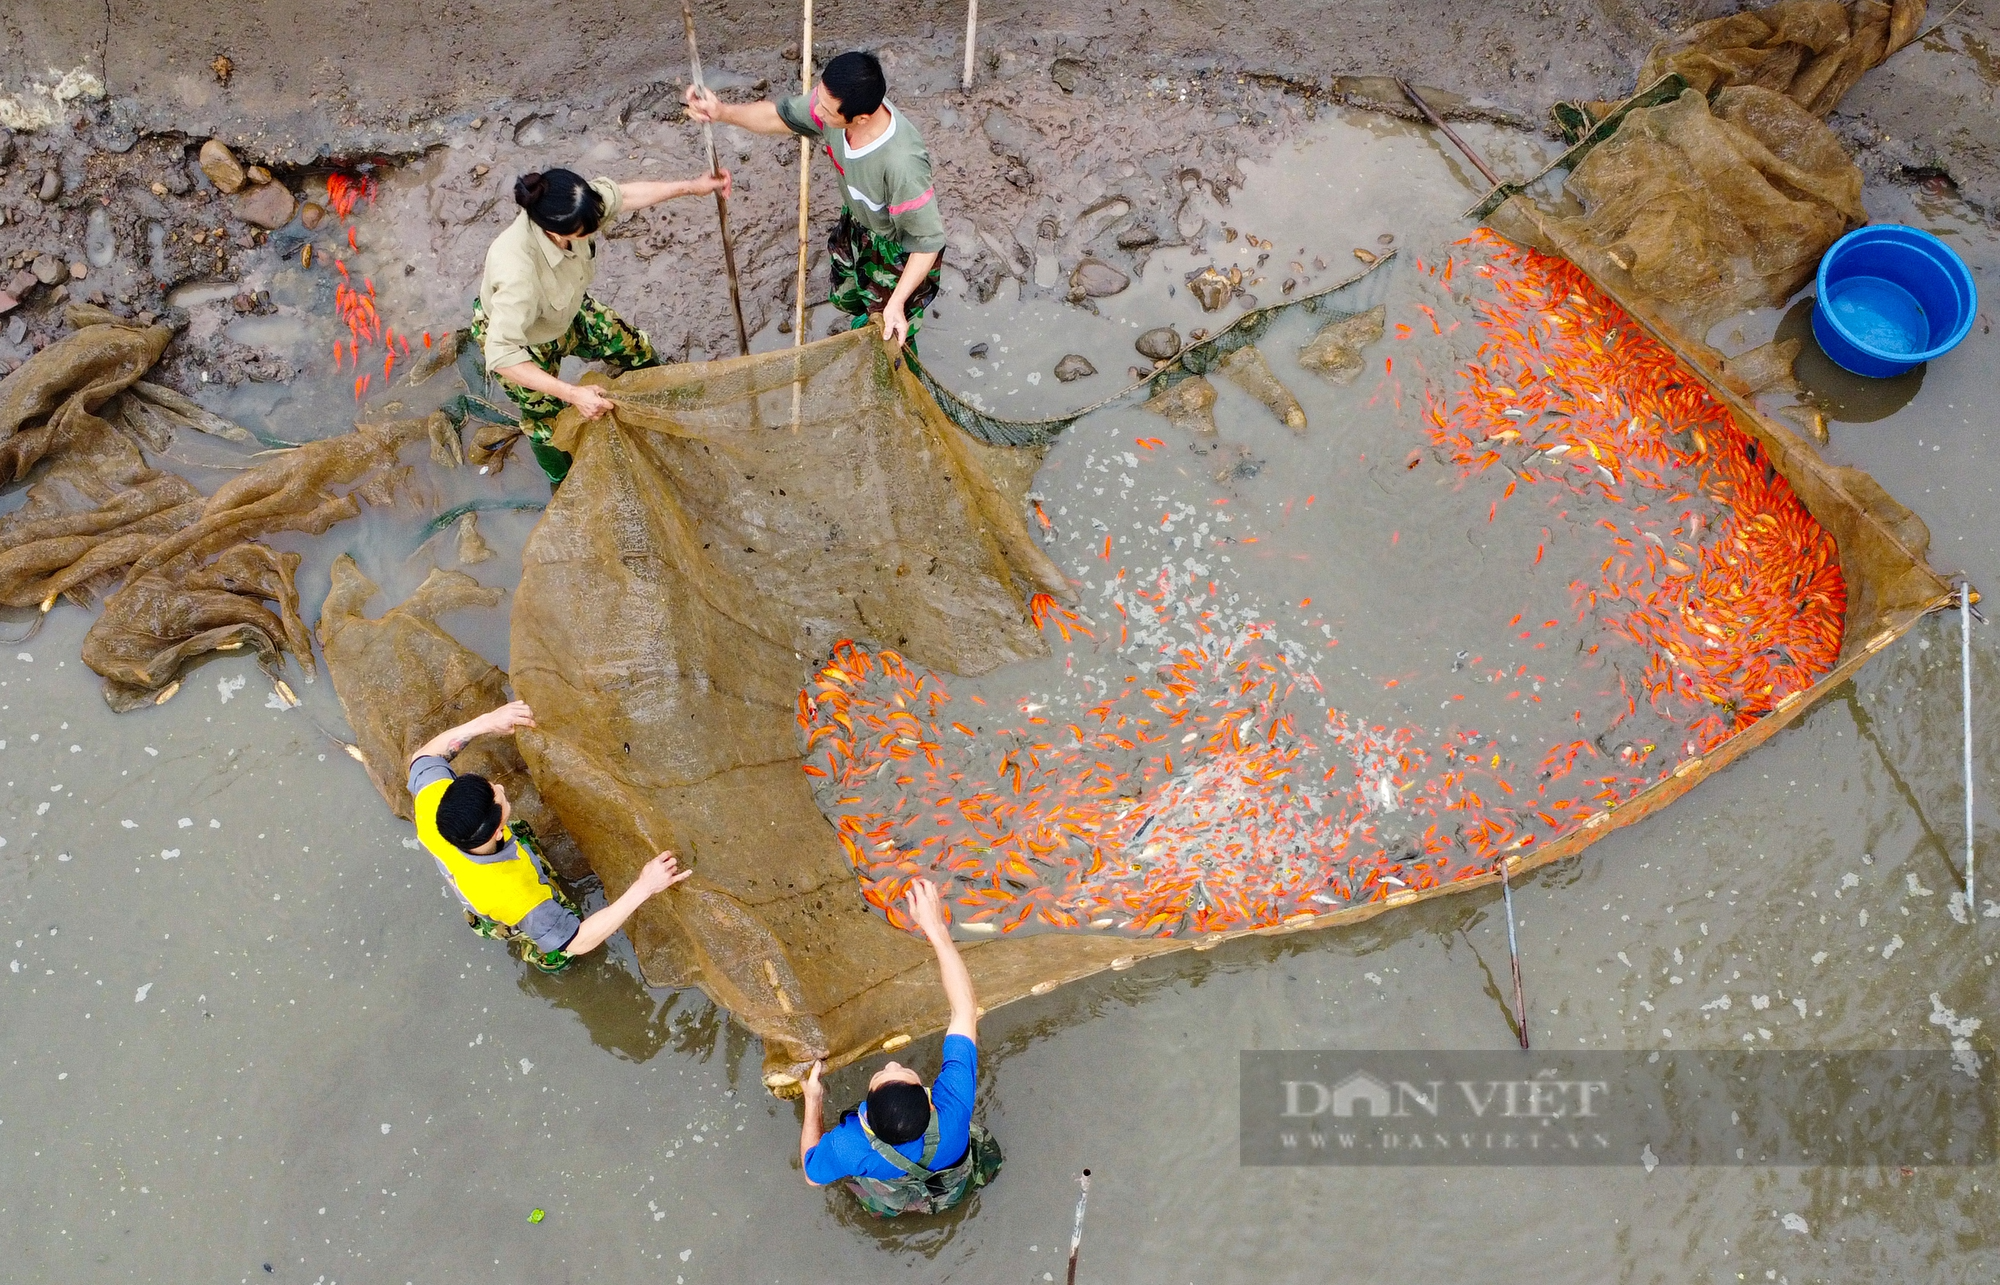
[[822, 51, 887, 118], [865, 1080, 931, 1146], [437, 773, 504, 850], [513, 168, 604, 236]]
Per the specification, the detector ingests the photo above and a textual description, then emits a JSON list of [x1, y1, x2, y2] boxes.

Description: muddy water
[[5, 110, 1999, 1283]]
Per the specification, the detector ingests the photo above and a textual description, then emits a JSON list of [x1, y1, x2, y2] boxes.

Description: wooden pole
[[962, 0, 979, 92], [1396, 78, 1503, 188], [789, 0, 813, 430], [682, 0, 751, 357]]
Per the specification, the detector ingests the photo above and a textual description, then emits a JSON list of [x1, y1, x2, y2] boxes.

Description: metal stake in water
[[1964, 580, 1976, 914], [1065, 1168, 1091, 1285], [1501, 857, 1529, 1049]]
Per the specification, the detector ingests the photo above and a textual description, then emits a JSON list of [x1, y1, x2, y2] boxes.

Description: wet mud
[[4, 4, 2000, 1283]]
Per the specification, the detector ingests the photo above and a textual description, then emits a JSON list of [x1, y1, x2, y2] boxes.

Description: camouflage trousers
[[462, 823, 582, 975], [828, 210, 942, 348], [468, 294, 661, 485]]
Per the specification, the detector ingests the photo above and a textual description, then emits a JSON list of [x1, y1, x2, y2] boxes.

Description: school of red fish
[[1416, 231, 1845, 753], [301, 170, 437, 402], [796, 234, 1846, 938]]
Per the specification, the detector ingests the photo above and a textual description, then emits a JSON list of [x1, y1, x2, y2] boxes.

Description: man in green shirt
[[684, 51, 945, 349]]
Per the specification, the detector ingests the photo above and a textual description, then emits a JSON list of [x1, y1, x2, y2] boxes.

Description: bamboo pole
[[962, 0, 979, 92], [793, 0, 813, 349], [682, 0, 751, 357], [789, 0, 813, 430]]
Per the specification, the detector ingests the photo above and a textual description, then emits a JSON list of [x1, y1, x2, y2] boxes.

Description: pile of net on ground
[[0, 305, 439, 708], [1493, 0, 1924, 338]]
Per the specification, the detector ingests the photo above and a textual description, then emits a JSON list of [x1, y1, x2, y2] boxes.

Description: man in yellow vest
[[406, 700, 688, 971]]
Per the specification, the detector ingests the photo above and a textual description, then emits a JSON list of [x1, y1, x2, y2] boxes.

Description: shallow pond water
[[3, 107, 1997, 1283]]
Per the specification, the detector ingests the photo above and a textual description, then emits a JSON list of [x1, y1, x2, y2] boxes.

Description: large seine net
[[0, 0, 1956, 1092]]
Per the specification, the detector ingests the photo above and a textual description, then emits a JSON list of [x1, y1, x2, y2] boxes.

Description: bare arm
[[617, 171, 730, 213], [880, 251, 942, 350], [799, 1060, 828, 1184], [564, 851, 691, 955], [906, 879, 977, 1042], [683, 86, 792, 136], [408, 699, 535, 766], [493, 360, 616, 421]]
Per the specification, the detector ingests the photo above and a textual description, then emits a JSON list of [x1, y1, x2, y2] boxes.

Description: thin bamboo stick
[[794, 0, 813, 349], [1065, 1169, 1091, 1285], [789, 0, 814, 430], [682, 0, 751, 357], [962, 0, 979, 92], [1500, 856, 1529, 1048]]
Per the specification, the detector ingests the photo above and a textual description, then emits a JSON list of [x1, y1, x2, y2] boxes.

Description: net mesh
[[910, 254, 1399, 447], [0, 0, 1954, 1095], [318, 555, 589, 881]]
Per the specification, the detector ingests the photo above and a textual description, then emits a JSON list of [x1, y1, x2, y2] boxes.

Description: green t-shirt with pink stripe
[[778, 95, 948, 255]]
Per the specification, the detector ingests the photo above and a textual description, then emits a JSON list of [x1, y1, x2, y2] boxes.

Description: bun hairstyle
[[514, 168, 603, 236]]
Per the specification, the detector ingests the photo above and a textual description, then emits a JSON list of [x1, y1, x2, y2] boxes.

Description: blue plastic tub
[[1812, 224, 1977, 378]]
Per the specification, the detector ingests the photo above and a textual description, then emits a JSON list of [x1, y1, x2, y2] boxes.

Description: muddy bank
[[3, 1, 1995, 386]]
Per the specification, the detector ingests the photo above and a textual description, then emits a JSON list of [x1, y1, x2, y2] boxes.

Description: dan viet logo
[[1271, 1068, 1612, 1157], [1283, 1069, 1610, 1120], [1239, 1050, 1997, 1167]]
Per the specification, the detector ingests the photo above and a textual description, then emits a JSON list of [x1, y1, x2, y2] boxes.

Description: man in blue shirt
[[798, 878, 1001, 1215]]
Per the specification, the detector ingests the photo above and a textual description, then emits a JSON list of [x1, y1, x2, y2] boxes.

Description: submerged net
[[506, 202, 1945, 1085], [911, 253, 1399, 447], [0, 307, 442, 707], [794, 234, 1853, 943], [319, 555, 587, 881]]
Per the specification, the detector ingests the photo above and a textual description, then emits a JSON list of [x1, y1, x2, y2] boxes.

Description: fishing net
[[0, 315, 198, 614], [79, 413, 433, 709], [1636, 0, 1925, 116], [1482, 0, 1927, 338], [910, 255, 1399, 447], [0, 305, 440, 704], [318, 555, 587, 881], [497, 190, 1950, 1088], [503, 329, 1162, 1079]]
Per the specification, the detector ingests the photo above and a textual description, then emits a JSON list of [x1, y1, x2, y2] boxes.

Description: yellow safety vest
[[412, 778, 552, 926]]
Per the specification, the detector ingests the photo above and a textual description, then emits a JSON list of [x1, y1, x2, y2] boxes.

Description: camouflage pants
[[468, 294, 661, 484], [828, 210, 942, 348], [462, 823, 581, 974]]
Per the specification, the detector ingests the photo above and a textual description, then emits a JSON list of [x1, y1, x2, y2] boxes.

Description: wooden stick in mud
[[1065, 1168, 1091, 1285], [789, 0, 813, 431], [794, 0, 813, 352], [683, 0, 751, 357], [1501, 857, 1530, 1049], [963, 0, 979, 92], [1396, 78, 1503, 188], [1963, 581, 1976, 913]]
